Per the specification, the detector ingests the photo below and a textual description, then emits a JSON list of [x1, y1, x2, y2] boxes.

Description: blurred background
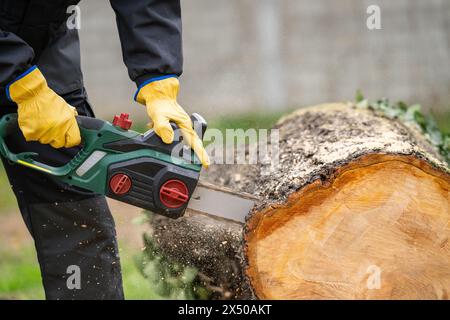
[[80, 0, 450, 120], [1, 0, 449, 299]]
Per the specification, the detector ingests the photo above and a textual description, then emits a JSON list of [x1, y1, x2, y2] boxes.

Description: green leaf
[[181, 267, 198, 284], [404, 104, 422, 122], [384, 106, 402, 119], [397, 101, 408, 112], [413, 112, 427, 131], [356, 99, 369, 109], [425, 117, 443, 146], [355, 90, 365, 103], [444, 135, 450, 150]]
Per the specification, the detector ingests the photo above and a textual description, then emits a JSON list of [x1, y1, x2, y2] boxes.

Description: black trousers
[[0, 91, 124, 300]]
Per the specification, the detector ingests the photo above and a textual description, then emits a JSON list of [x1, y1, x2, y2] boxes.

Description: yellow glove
[[6, 66, 81, 149], [135, 77, 210, 167]]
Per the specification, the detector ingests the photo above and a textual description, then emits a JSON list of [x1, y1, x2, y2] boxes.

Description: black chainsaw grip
[[2, 115, 19, 136], [76, 116, 105, 131]]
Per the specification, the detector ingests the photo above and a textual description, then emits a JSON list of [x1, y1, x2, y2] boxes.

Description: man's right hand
[[6, 66, 81, 149], [135, 77, 210, 168]]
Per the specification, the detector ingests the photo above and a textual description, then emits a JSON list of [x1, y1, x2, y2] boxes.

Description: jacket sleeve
[[0, 29, 35, 88], [109, 0, 183, 87]]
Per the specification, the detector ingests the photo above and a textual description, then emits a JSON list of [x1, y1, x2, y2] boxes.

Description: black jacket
[[0, 0, 183, 102]]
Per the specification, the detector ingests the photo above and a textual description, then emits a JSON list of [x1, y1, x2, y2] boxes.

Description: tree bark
[[147, 103, 450, 300]]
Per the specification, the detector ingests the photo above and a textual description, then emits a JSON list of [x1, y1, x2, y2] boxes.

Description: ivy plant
[[355, 91, 450, 166]]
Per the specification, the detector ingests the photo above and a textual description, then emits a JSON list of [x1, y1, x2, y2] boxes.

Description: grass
[[0, 168, 16, 213], [0, 247, 44, 300], [435, 112, 450, 135], [208, 111, 286, 132], [120, 247, 163, 300]]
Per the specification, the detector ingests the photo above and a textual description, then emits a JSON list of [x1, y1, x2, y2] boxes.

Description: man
[[0, 0, 209, 300]]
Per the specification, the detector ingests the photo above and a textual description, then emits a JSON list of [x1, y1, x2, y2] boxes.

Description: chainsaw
[[0, 113, 255, 222]]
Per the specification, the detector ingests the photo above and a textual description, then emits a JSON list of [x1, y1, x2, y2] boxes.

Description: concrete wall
[[79, 0, 450, 119]]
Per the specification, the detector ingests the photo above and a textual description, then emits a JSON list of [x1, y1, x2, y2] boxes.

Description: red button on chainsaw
[[113, 113, 133, 130], [109, 173, 132, 195], [159, 180, 189, 209]]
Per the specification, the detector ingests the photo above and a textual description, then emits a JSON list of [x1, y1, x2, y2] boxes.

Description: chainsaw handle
[[0, 113, 206, 176], [76, 116, 105, 131], [0, 114, 104, 176]]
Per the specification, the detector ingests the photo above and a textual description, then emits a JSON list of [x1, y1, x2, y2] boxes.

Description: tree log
[[147, 103, 450, 300]]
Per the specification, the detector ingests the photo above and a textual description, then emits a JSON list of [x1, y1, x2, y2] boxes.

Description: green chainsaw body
[[0, 113, 205, 219]]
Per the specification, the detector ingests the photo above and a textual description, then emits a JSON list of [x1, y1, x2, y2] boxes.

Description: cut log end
[[245, 154, 450, 299]]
